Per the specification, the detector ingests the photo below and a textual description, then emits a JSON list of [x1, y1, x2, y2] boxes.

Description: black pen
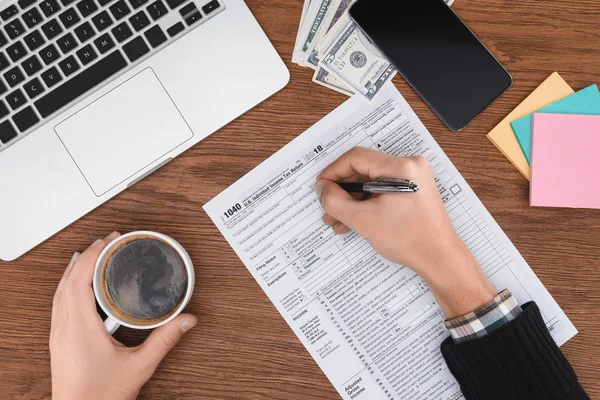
[[336, 178, 419, 194]]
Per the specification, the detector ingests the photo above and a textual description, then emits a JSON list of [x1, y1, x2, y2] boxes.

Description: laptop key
[[144, 25, 165, 48], [12, 106, 40, 132], [166, 21, 183, 37], [4, 66, 25, 87], [128, 0, 148, 9], [59, 8, 80, 29], [23, 77, 45, 99], [18, 0, 38, 10], [0, 80, 6, 95], [42, 19, 63, 40], [0, 52, 10, 71], [179, 3, 200, 26], [98, 0, 115, 6], [7, 41, 27, 62], [34, 50, 127, 118], [122, 35, 148, 62], [76, 0, 98, 17], [147, 0, 166, 20], [92, 10, 113, 32], [1, 5, 19, 21], [60, 0, 77, 6], [40, 0, 61, 17], [21, 55, 43, 75], [24, 30, 46, 51], [74, 21, 95, 43], [7, 88, 27, 110], [0, 31, 8, 48], [111, 22, 132, 42], [201, 0, 219, 15], [58, 54, 79, 76], [109, 0, 131, 20], [23, 7, 43, 28], [186, 12, 201, 25], [41, 66, 62, 88], [76, 43, 97, 65], [0, 101, 8, 119], [5, 19, 26, 40], [57, 32, 78, 54], [0, 120, 17, 144], [165, 0, 184, 9], [94, 32, 115, 53], [39, 43, 60, 64], [129, 11, 149, 31]]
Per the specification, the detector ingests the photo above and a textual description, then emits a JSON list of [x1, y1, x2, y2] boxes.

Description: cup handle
[[103, 316, 121, 335]]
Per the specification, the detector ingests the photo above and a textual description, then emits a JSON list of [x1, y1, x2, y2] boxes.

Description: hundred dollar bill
[[312, 67, 354, 96], [320, 18, 396, 101], [292, 0, 336, 67], [292, 0, 312, 63]]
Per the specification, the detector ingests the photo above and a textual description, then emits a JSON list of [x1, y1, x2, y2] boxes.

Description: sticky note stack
[[529, 113, 600, 208], [487, 72, 574, 180], [487, 73, 600, 209]]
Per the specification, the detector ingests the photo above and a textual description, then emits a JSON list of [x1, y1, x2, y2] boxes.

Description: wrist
[[414, 240, 497, 319]]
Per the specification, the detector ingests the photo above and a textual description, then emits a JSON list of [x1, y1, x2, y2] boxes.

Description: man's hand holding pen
[[314, 147, 497, 319]]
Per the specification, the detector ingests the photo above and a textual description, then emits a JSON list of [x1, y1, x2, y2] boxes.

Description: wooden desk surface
[[1, 0, 599, 398]]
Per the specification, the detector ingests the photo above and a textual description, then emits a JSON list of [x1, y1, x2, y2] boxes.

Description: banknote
[[294, 0, 455, 99], [292, 0, 312, 63], [305, 0, 353, 68], [320, 17, 396, 100], [292, 0, 336, 67], [312, 68, 355, 96]]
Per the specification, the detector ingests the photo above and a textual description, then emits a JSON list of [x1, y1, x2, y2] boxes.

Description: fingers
[[318, 147, 395, 181], [134, 314, 197, 373], [322, 214, 350, 234], [332, 222, 350, 234], [315, 180, 370, 232], [322, 214, 339, 226], [55, 251, 81, 295], [67, 232, 120, 289], [62, 252, 81, 280], [54, 251, 81, 304], [319, 147, 428, 182]]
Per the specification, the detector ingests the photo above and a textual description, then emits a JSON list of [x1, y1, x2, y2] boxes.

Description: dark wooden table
[[1, 0, 599, 398]]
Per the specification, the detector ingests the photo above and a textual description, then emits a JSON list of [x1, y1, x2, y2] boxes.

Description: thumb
[[135, 314, 197, 372], [315, 179, 368, 230]]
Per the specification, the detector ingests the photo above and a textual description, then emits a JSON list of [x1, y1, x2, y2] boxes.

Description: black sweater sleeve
[[441, 302, 590, 400]]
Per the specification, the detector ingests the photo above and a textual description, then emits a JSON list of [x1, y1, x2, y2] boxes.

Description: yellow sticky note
[[487, 72, 574, 180]]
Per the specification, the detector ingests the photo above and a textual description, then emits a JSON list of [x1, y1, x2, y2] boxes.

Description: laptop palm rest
[[54, 68, 193, 196]]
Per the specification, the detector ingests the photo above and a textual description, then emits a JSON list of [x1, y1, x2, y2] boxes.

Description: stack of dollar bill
[[292, 0, 454, 101]]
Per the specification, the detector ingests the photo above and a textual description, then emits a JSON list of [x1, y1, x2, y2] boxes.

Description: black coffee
[[102, 237, 188, 324]]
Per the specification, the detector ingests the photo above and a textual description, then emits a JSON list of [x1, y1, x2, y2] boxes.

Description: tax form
[[203, 84, 577, 400]]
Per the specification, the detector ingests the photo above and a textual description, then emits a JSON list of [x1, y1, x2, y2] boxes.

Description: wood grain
[[1, 0, 599, 398]]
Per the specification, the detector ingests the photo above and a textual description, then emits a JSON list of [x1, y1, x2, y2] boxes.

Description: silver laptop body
[[0, 0, 289, 260]]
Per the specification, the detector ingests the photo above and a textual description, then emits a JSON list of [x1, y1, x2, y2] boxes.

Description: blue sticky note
[[511, 84, 600, 164]]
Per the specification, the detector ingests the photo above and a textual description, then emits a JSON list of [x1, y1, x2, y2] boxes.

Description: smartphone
[[349, 0, 512, 131]]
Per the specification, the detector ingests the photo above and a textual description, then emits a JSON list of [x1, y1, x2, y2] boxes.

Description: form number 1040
[[223, 203, 242, 219]]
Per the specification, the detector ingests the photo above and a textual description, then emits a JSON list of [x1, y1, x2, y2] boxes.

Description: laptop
[[0, 0, 289, 261]]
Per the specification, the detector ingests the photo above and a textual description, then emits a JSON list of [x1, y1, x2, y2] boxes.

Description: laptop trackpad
[[55, 69, 193, 196]]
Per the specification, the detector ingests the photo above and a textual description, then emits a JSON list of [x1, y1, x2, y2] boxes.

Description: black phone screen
[[349, 0, 512, 131]]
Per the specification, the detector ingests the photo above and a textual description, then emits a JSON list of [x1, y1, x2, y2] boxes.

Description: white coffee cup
[[93, 231, 195, 335]]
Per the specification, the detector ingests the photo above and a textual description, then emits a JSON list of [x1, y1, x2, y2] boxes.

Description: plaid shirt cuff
[[444, 289, 522, 344]]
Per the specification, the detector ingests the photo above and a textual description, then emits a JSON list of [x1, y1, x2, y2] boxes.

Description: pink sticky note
[[530, 113, 600, 208]]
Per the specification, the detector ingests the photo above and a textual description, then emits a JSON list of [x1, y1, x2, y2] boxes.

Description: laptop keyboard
[[0, 0, 223, 150]]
